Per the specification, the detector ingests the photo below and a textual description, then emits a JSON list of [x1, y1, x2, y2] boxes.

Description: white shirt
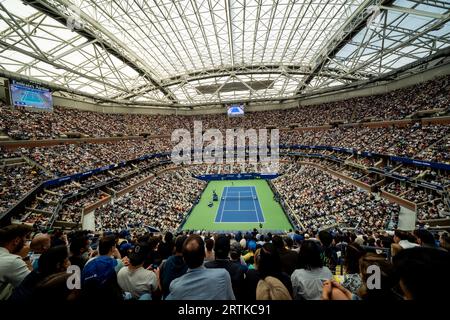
[[117, 266, 157, 299], [291, 267, 333, 300], [398, 240, 419, 249], [0, 247, 31, 300]]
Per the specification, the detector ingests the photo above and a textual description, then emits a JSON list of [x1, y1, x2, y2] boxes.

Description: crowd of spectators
[[298, 124, 450, 163], [0, 162, 48, 214], [1, 224, 449, 302], [273, 163, 400, 232], [95, 169, 205, 233], [17, 138, 171, 176], [1, 75, 448, 140], [2, 121, 446, 186], [417, 200, 449, 221], [0, 75, 448, 249]]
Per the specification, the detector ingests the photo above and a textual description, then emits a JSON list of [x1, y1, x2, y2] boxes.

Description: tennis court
[[181, 179, 292, 232], [215, 186, 264, 223]]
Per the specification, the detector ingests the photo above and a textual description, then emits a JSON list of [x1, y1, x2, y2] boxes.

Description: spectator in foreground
[[414, 229, 440, 249], [341, 243, 365, 294], [440, 232, 450, 251], [117, 242, 158, 300], [358, 253, 398, 300], [230, 241, 248, 273], [245, 243, 293, 300], [158, 232, 174, 261], [272, 235, 298, 276], [29, 233, 51, 270], [318, 230, 338, 273], [291, 240, 333, 300], [0, 224, 33, 300], [166, 235, 235, 300], [392, 247, 450, 300], [256, 276, 292, 300], [205, 234, 245, 300], [9, 245, 70, 302], [391, 230, 419, 257], [81, 235, 123, 301], [159, 235, 188, 299], [204, 238, 215, 262], [69, 232, 90, 271]]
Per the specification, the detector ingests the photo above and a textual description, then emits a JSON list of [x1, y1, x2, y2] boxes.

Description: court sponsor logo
[[171, 121, 279, 173]]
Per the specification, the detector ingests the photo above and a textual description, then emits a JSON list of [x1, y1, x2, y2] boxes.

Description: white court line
[[250, 186, 260, 223], [238, 191, 240, 211], [219, 186, 228, 222]]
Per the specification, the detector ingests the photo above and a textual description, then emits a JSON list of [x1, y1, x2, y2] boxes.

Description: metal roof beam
[[379, 4, 450, 20], [21, 0, 178, 103], [296, 0, 394, 95], [0, 39, 128, 93], [112, 65, 366, 101], [225, 0, 235, 67]]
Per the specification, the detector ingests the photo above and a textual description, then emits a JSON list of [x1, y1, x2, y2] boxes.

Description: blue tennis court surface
[[215, 186, 264, 223]]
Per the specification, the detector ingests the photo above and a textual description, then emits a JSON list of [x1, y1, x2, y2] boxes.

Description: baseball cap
[[248, 240, 257, 251], [119, 242, 134, 252], [128, 242, 150, 266], [82, 256, 117, 288]]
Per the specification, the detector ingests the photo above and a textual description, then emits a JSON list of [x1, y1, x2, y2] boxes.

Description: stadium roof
[[0, 0, 449, 108]]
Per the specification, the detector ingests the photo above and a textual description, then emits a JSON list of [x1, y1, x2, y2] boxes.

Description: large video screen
[[227, 104, 245, 117], [10, 80, 53, 110]]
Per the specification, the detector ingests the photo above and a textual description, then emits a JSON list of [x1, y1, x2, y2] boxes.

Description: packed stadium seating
[[1, 75, 449, 303], [1, 75, 449, 140]]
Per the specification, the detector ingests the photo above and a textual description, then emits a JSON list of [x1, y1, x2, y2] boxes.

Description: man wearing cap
[[205, 234, 245, 300], [81, 235, 124, 301], [0, 224, 33, 300], [117, 242, 158, 300]]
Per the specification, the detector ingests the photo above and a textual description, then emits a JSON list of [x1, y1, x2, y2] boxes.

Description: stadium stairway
[[22, 155, 53, 176]]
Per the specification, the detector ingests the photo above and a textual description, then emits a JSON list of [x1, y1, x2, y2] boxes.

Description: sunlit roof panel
[[0, 0, 448, 105]]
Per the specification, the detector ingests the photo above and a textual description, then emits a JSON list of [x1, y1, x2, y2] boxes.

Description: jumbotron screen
[[10, 80, 53, 110], [227, 104, 245, 117]]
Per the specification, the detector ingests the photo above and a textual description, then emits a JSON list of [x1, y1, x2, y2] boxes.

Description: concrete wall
[[53, 96, 178, 115]]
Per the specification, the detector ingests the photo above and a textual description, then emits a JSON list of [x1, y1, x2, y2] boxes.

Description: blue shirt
[[166, 266, 235, 300]]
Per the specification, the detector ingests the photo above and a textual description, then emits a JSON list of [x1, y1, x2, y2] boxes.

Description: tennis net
[[221, 195, 257, 201]]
